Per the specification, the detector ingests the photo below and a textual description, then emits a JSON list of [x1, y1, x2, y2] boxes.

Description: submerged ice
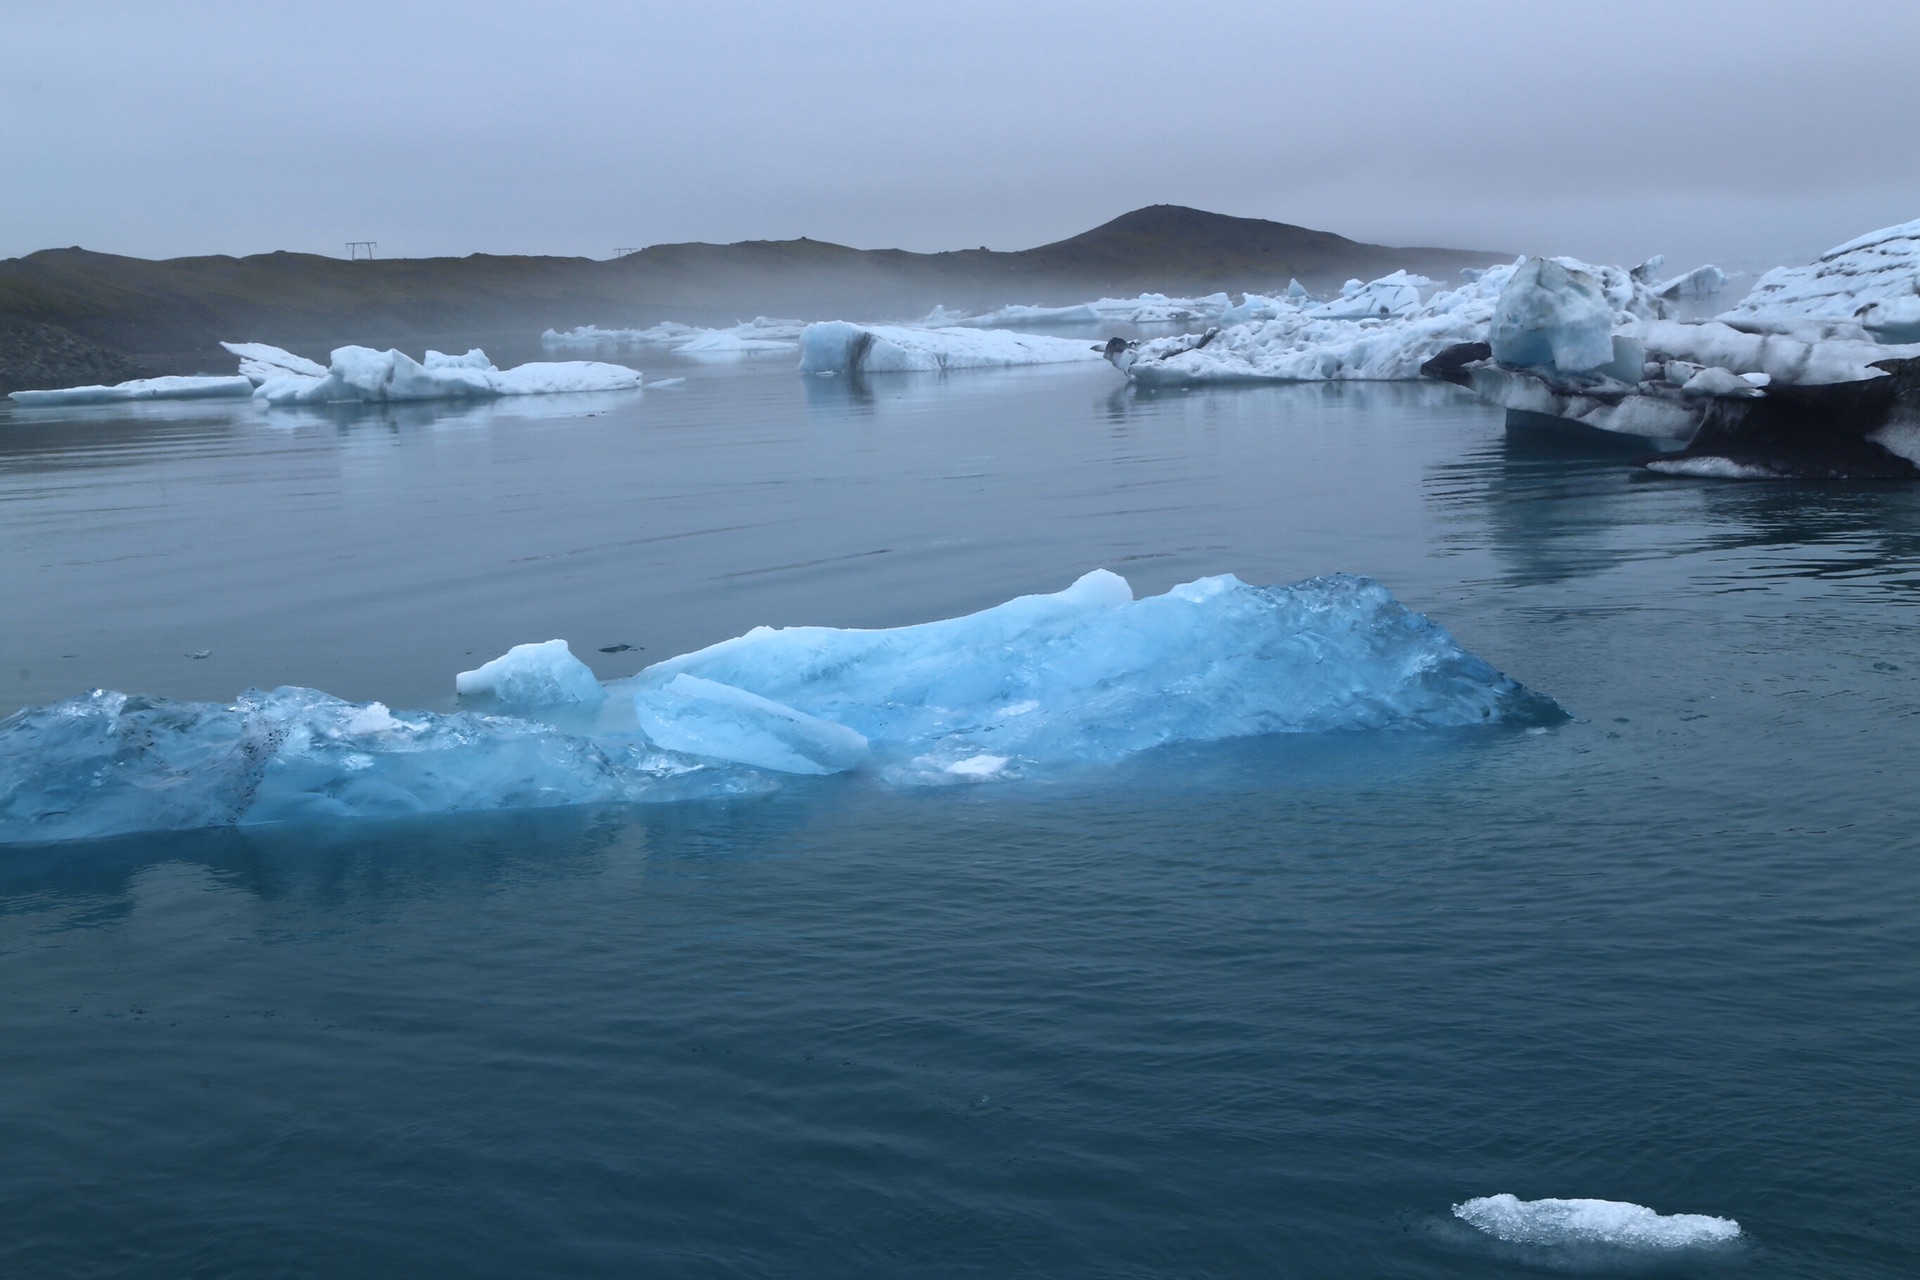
[[0, 571, 1560, 843], [1453, 1195, 1741, 1250]]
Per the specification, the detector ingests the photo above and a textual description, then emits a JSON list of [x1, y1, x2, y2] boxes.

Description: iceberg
[[1408, 220, 1920, 478], [455, 640, 605, 712], [1453, 1195, 1741, 1250], [798, 322, 1106, 375], [1718, 217, 1920, 342], [235, 343, 643, 404], [624, 569, 1561, 780], [0, 570, 1560, 843], [1106, 260, 1664, 387], [8, 374, 256, 407]]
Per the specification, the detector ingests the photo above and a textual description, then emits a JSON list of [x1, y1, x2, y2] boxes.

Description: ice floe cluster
[[235, 343, 642, 404], [1104, 259, 1670, 387], [1419, 221, 1920, 479], [0, 570, 1561, 843], [8, 343, 643, 408], [1453, 1195, 1741, 1250]]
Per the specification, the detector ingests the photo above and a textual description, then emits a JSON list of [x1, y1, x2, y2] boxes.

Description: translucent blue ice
[[627, 571, 1561, 781], [0, 571, 1561, 843]]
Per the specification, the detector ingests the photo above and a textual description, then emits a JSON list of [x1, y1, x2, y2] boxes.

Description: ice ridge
[[0, 571, 1562, 843], [1453, 1195, 1741, 1250]]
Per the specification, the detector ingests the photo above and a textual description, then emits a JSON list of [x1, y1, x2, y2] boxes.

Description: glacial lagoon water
[[3, 348, 1919, 1277]]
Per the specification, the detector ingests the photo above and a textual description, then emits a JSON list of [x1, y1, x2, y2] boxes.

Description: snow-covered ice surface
[[798, 323, 1106, 374], [1109, 260, 1666, 386], [455, 640, 605, 712], [8, 375, 256, 407], [1453, 1195, 1741, 1250], [0, 570, 1560, 843], [239, 344, 643, 404], [1719, 218, 1920, 342]]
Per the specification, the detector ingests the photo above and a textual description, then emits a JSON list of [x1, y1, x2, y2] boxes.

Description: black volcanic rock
[[0, 314, 154, 396]]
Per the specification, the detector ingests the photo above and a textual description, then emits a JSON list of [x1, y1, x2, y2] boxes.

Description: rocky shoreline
[[0, 315, 154, 397]]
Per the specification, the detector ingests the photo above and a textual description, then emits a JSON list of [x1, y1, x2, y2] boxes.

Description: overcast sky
[[5, 0, 1918, 273]]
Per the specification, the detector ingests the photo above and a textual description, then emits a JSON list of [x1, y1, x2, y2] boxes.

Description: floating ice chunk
[[484, 360, 646, 395], [1643, 456, 1782, 479], [8, 375, 256, 406], [1490, 257, 1618, 373], [629, 568, 1560, 771], [252, 345, 642, 403], [0, 570, 1561, 843], [455, 639, 604, 711], [1107, 260, 1663, 386], [634, 674, 869, 775], [1453, 1195, 1741, 1249], [797, 322, 1106, 374], [222, 341, 328, 385], [1719, 217, 1920, 342]]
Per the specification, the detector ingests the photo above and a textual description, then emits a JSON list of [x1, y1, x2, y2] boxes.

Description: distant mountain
[[0, 206, 1507, 388]]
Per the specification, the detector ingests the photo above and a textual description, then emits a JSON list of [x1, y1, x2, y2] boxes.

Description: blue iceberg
[[0, 572, 1561, 843]]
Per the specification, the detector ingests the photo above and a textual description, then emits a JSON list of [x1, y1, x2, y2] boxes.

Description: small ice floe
[[1719, 217, 1920, 343], [1453, 1194, 1741, 1250], [9, 375, 256, 407]]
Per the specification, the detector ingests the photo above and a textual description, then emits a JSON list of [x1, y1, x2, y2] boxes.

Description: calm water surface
[[2, 351, 1917, 1277]]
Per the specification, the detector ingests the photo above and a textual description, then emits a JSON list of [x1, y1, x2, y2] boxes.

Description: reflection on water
[[1423, 409, 1920, 592]]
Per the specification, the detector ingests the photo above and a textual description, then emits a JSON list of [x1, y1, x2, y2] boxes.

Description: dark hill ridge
[[0, 206, 1507, 390]]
